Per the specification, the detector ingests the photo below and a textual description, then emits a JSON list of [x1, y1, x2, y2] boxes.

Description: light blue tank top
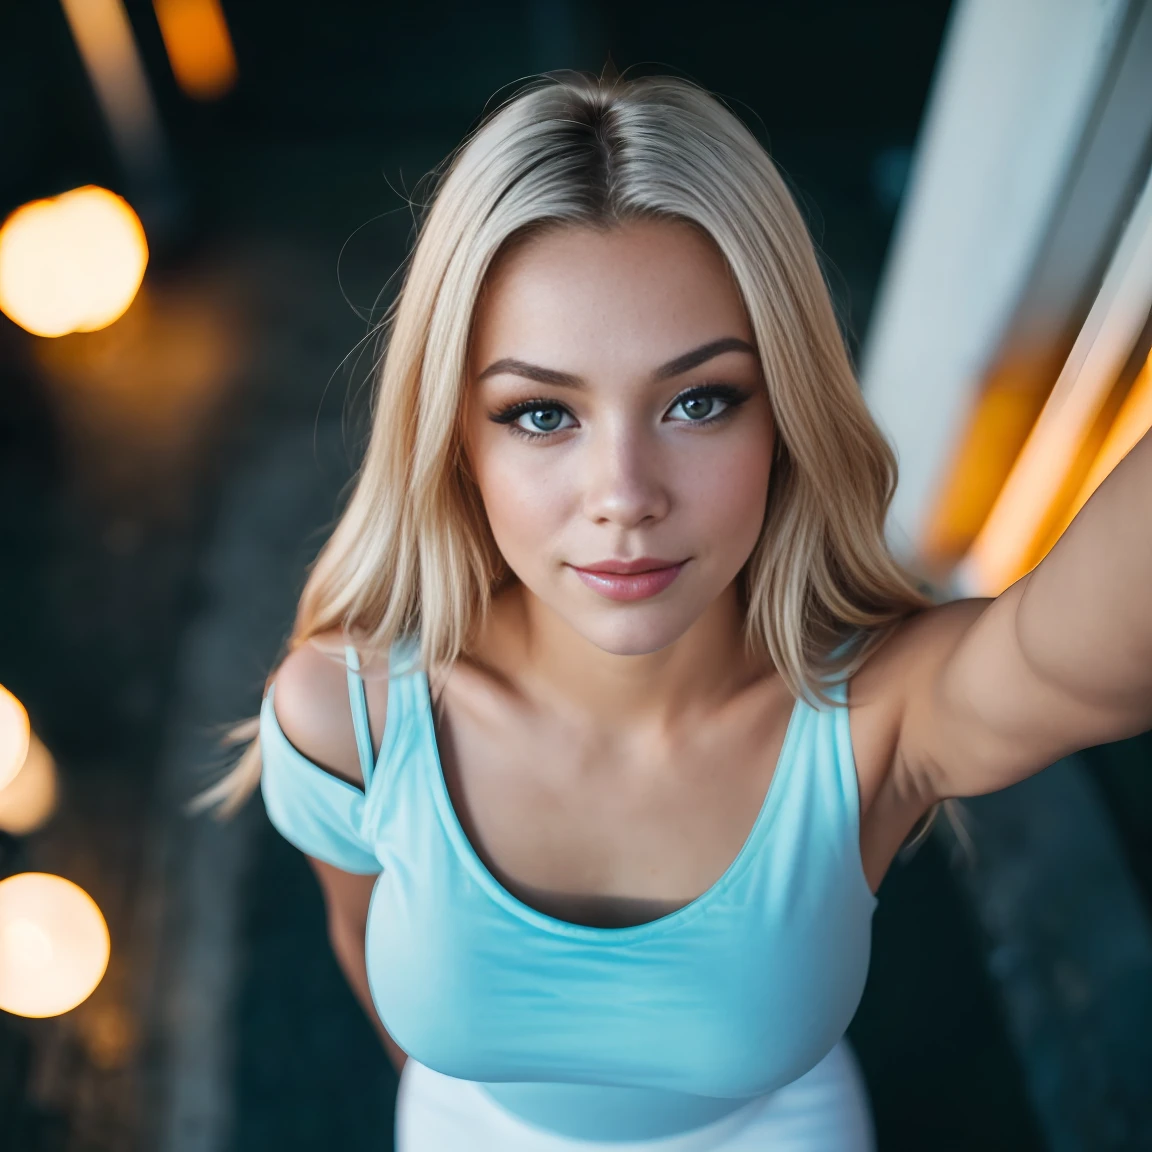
[[260, 635, 878, 1142]]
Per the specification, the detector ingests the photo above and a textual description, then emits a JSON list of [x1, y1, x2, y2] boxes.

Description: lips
[[568, 558, 687, 602]]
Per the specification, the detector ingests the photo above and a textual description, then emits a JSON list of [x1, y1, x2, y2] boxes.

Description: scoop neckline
[[413, 666, 810, 944]]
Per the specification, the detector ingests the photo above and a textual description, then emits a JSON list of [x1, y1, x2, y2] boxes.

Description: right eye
[[488, 397, 580, 441], [516, 406, 572, 435]]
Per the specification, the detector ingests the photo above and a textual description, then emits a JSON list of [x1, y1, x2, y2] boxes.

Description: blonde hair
[[202, 70, 931, 817]]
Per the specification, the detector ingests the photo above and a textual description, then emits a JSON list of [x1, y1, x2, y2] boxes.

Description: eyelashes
[[488, 383, 752, 442], [491, 400, 577, 439]]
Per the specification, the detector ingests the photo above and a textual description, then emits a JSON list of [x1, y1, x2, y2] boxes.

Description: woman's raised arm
[[895, 427, 1152, 801]]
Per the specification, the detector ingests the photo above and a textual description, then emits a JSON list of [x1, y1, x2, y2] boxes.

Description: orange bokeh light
[[0, 684, 30, 792], [153, 0, 238, 101], [1053, 348, 1152, 538], [0, 733, 58, 836], [0, 874, 110, 1018], [0, 186, 148, 338]]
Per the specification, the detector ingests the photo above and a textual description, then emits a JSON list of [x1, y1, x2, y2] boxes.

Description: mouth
[[567, 558, 688, 602]]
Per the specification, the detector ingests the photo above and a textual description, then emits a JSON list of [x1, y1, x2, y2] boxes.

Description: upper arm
[[897, 577, 1148, 801], [308, 854, 378, 937]]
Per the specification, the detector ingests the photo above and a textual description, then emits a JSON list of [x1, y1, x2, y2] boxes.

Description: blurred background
[[0, 1, 1150, 1149]]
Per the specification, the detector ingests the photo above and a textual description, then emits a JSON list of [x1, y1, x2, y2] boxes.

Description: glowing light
[[958, 161, 1152, 596], [0, 733, 59, 836], [153, 0, 238, 101], [0, 685, 30, 792], [59, 0, 168, 176], [0, 186, 148, 338], [919, 370, 1051, 570], [0, 874, 110, 1018], [5, 919, 54, 969], [1049, 348, 1152, 542]]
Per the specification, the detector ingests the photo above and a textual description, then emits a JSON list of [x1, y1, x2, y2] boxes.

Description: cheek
[[472, 443, 573, 564], [681, 433, 772, 553]]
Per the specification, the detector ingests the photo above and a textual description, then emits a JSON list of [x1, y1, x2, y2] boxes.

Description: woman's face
[[463, 218, 775, 656]]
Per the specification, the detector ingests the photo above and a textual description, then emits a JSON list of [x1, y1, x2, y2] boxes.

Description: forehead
[[470, 219, 754, 374]]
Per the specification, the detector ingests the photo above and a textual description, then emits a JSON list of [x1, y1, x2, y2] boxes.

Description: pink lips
[[569, 558, 687, 602]]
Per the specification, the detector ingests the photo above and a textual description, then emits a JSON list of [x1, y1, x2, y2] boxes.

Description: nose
[[581, 423, 671, 528]]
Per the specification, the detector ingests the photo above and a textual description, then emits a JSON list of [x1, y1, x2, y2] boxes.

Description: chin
[[567, 607, 699, 658]]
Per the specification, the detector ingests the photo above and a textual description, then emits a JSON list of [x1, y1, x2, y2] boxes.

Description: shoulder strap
[[344, 645, 376, 791]]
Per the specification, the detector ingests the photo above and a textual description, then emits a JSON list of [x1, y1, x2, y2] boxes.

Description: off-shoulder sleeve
[[259, 685, 383, 874]]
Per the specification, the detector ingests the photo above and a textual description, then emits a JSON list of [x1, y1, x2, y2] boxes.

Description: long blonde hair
[[202, 70, 931, 816]]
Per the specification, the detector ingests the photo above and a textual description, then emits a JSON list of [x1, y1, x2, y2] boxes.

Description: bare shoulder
[[862, 598, 994, 688], [271, 629, 370, 788]]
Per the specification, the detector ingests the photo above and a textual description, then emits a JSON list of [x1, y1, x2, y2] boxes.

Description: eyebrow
[[474, 337, 758, 389]]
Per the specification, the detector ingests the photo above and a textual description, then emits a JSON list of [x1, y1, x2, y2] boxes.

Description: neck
[[474, 581, 772, 731]]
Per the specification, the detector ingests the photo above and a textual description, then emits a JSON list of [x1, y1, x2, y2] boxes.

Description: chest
[[423, 677, 801, 928], [366, 855, 873, 1097], [361, 656, 879, 1103]]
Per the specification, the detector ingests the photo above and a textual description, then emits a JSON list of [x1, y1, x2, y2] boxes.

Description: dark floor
[[232, 814, 400, 1152]]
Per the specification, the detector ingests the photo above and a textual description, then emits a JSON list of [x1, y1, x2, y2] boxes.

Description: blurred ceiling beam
[[958, 159, 1152, 595], [859, 0, 1152, 572]]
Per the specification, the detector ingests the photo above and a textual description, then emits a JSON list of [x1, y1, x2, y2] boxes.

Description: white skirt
[[394, 1039, 875, 1151]]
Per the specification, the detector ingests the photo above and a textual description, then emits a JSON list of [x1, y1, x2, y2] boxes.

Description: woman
[[206, 72, 1152, 1149]]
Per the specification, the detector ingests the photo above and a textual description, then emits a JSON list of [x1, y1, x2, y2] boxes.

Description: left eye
[[668, 394, 726, 422], [516, 406, 574, 434]]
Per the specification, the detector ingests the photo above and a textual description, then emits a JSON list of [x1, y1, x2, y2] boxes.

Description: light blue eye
[[518, 407, 569, 433], [670, 394, 727, 422], [681, 396, 715, 420]]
